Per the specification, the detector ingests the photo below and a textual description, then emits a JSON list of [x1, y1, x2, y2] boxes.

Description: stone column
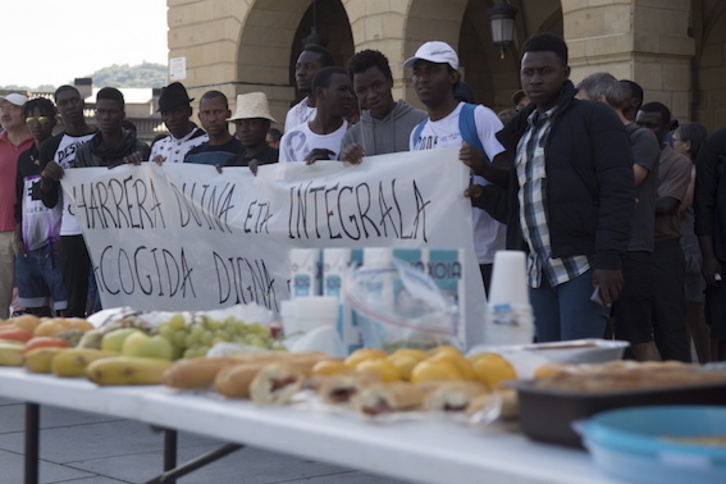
[[563, 0, 695, 121]]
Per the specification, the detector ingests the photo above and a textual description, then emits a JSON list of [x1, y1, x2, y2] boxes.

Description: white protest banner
[[61, 147, 487, 345]]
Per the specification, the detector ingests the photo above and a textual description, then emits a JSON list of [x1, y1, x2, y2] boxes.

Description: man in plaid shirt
[[496, 33, 635, 342]]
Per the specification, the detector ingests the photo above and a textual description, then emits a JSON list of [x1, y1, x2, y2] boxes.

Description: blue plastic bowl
[[578, 405, 726, 484]]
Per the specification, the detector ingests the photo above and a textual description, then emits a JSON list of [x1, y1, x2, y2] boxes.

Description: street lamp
[[488, 0, 518, 59]]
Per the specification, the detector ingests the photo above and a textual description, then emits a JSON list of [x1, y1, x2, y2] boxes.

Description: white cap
[[0, 93, 28, 106], [403, 41, 459, 70]]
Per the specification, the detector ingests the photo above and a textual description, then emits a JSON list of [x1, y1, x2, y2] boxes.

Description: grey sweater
[[339, 100, 427, 157]]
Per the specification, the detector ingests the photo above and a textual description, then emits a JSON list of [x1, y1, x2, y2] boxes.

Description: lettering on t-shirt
[[55, 142, 80, 169], [417, 136, 438, 150]]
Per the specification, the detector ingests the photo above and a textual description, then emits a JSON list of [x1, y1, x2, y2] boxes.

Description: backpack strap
[[458, 103, 488, 161], [412, 119, 428, 149]]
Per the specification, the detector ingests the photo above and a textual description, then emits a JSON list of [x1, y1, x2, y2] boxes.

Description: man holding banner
[[406, 41, 509, 295]]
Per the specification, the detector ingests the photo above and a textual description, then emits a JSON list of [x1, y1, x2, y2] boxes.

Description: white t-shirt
[[410, 102, 506, 264], [54, 132, 96, 236], [284, 97, 317, 133], [279, 121, 348, 163], [149, 127, 208, 164]]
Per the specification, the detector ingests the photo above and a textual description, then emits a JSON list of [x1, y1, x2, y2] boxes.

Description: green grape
[[248, 323, 268, 335], [168, 314, 186, 331], [171, 330, 187, 348], [215, 329, 232, 341], [157, 323, 174, 338], [244, 335, 266, 348], [201, 331, 214, 346], [171, 344, 184, 360], [184, 333, 198, 348]]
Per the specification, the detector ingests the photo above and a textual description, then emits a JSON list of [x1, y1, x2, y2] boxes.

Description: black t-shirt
[[227, 145, 279, 167], [184, 137, 243, 166]]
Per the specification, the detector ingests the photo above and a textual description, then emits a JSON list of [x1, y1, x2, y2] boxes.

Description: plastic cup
[[488, 250, 530, 307], [291, 296, 339, 332]]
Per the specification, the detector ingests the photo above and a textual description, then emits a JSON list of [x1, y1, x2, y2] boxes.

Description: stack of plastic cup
[[483, 250, 534, 345], [280, 296, 339, 336]]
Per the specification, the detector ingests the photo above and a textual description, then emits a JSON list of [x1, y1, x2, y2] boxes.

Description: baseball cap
[[403, 41, 459, 70], [0, 93, 29, 106]]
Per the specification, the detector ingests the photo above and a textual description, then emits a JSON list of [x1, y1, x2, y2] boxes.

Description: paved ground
[[0, 397, 410, 484]]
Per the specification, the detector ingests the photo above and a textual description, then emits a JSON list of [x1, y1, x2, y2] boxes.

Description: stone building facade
[[167, 0, 726, 133]]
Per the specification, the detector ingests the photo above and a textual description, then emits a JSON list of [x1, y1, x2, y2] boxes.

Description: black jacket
[[495, 80, 635, 270], [694, 127, 726, 262]]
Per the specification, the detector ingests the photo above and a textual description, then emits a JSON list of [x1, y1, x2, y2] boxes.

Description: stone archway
[[289, 0, 355, 100], [234, 0, 354, 127], [455, 0, 563, 113]]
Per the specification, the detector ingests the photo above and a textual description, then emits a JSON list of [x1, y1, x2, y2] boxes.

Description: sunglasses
[[26, 116, 52, 127]]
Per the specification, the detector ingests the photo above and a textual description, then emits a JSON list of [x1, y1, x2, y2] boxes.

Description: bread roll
[[162, 351, 328, 389], [417, 381, 488, 412], [354, 382, 424, 416], [163, 357, 237, 389], [249, 362, 306, 406], [214, 362, 268, 397], [319, 370, 381, 405]]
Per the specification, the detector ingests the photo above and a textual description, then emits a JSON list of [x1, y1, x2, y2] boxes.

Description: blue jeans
[[15, 244, 67, 311], [529, 269, 610, 342]]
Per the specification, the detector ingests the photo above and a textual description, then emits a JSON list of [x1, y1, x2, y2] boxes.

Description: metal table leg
[[144, 443, 242, 484], [25, 402, 40, 484], [164, 429, 177, 479]]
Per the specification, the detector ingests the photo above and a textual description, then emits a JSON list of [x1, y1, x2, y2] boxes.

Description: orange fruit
[[66, 318, 94, 332], [11, 314, 42, 333], [410, 359, 464, 383], [356, 358, 401, 382], [426, 345, 463, 359], [311, 359, 347, 377], [386, 354, 420, 380], [390, 348, 427, 361], [344, 348, 387, 368], [471, 353, 516, 389], [426, 351, 476, 381], [34, 319, 71, 337]]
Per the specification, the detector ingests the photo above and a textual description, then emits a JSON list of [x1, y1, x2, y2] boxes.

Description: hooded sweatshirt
[[339, 100, 427, 157]]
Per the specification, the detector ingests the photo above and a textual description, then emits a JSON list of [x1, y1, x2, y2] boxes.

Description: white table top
[[0, 368, 621, 484]]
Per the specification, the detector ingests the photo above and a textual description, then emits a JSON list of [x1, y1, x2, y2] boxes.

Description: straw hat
[[229, 92, 276, 122]]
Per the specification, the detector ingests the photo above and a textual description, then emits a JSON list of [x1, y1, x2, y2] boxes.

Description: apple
[[121, 332, 174, 361], [101, 328, 142, 353]]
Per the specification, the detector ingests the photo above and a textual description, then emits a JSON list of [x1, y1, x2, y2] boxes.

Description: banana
[[24, 347, 68, 373], [86, 356, 173, 385], [52, 349, 119, 378], [0, 343, 24, 366]]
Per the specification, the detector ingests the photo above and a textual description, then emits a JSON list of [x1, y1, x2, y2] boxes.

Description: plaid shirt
[[515, 107, 591, 288]]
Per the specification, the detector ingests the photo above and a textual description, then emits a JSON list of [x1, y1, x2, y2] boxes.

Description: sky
[[3, 0, 169, 89]]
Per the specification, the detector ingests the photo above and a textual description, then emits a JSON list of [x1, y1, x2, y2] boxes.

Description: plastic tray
[[507, 380, 726, 448]]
